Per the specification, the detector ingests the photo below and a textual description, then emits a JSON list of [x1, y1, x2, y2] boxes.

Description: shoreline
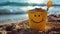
[[0, 19, 28, 25]]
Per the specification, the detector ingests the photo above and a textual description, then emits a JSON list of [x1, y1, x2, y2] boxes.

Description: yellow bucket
[[28, 8, 48, 31]]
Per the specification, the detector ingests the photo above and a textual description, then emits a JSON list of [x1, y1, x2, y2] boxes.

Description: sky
[[0, 0, 60, 4]]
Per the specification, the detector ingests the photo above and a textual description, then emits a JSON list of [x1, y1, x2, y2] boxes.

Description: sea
[[0, 6, 60, 24]]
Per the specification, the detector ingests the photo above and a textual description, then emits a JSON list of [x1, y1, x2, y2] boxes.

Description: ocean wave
[[0, 2, 60, 6]]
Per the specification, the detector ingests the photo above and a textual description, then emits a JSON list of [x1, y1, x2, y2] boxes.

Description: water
[[0, 6, 29, 23], [0, 6, 60, 23], [0, 14, 28, 23]]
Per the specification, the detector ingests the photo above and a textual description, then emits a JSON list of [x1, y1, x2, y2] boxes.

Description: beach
[[0, 0, 60, 34], [0, 14, 60, 34]]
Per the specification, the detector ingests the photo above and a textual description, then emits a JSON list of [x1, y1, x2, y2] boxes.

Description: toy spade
[[47, 0, 52, 11]]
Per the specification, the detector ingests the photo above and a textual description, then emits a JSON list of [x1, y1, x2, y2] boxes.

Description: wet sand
[[0, 14, 60, 34]]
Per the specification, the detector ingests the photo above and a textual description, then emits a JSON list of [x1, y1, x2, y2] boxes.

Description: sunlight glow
[[27, 0, 44, 4]]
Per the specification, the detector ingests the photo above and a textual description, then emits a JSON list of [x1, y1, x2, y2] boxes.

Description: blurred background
[[0, 0, 60, 23]]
